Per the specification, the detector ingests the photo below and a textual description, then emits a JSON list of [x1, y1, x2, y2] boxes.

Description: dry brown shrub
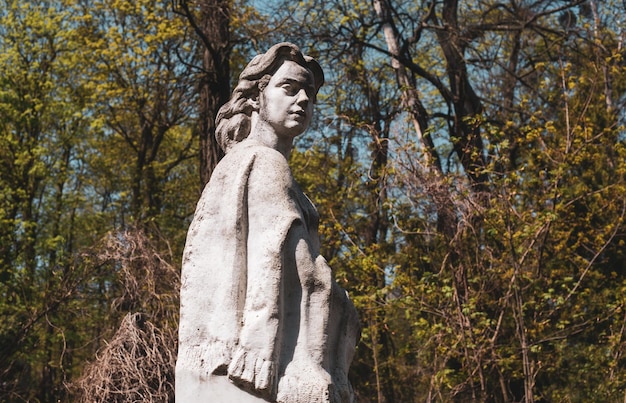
[[72, 226, 179, 402], [73, 312, 176, 403], [95, 226, 180, 321]]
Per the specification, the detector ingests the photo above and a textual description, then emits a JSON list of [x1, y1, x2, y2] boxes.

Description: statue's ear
[[250, 93, 260, 111]]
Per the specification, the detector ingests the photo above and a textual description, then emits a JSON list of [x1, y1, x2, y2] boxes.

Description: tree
[[0, 1, 199, 400], [68, 0, 200, 400], [0, 1, 100, 399], [83, 0, 199, 226]]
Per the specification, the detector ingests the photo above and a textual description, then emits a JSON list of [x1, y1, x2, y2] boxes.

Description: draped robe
[[176, 140, 359, 402]]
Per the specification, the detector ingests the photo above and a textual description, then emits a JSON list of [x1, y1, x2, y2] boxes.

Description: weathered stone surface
[[176, 43, 359, 403]]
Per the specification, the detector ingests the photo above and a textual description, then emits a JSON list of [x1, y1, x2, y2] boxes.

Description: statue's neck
[[248, 112, 293, 159]]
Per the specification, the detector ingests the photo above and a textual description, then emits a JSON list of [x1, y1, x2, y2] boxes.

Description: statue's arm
[[226, 148, 302, 398]]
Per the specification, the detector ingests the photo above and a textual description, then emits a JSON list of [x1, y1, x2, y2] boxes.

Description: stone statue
[[176, 43, 360, 403]]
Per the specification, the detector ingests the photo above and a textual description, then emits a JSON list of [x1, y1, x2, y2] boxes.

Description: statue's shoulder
[[226, 141, 291, 173]]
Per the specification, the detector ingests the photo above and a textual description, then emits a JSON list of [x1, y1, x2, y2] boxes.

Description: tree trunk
[[176, 0, 232, 185], [433, 0, 487, 187], [372, 0, 440, 173]]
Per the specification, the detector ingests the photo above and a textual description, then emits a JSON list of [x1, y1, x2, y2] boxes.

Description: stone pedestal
[[176, 371, 267, 403]]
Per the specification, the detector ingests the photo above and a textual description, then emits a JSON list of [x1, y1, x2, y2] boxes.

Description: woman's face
[[258, 60, 316, 140]]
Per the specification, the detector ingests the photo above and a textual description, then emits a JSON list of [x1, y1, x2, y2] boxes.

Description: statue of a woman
[[176, 43, 359, 403]]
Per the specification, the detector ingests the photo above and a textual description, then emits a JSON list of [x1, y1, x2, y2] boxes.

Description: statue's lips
[[289, 110, 306, 120]]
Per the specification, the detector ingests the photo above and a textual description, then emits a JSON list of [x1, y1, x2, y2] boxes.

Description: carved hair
[[215, 42, 324, 152]]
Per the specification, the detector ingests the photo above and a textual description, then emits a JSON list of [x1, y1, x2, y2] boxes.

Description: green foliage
[[0, 1, 98, 399], [0, 0, 197, 400], [283, 0, 626, 401], [3, 0, 626, 401]]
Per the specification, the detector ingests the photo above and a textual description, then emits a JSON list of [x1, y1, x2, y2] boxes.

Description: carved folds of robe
[[176, 140, 360, 402]]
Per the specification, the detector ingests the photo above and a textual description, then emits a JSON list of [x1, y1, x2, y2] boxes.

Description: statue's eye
[[281, 83, 298, 96]]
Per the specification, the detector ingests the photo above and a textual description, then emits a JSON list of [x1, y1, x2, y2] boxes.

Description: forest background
[[1, 0, 626, 401]]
